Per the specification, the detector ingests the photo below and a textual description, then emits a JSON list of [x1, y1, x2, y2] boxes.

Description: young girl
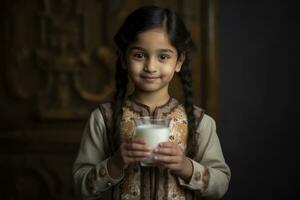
[[73, 5, 230, 200]]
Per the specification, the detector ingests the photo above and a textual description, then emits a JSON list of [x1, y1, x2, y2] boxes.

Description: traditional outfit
[[73, 98, 230, 200]]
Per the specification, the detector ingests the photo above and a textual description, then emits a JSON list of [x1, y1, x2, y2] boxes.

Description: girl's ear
[[175, 53, 186, 72]]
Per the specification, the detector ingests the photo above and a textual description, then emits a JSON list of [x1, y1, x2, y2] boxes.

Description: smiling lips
[[140, 75, 160, 82]]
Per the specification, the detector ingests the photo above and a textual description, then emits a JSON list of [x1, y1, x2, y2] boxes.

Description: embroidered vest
[[99, 98, 204, 200]]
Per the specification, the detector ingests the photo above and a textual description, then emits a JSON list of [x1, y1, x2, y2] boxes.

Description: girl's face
[[124, 28, 184, 94]]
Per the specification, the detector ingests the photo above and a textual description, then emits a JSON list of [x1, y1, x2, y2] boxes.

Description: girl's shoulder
[[97, 101, 113, 127], [192, 105, 206, 128], [176, 100, 206, 127], [192, 106, 217, 132], [193, 105, 218, 127], [193, 105, 205, 118], [87, 101, 114, 129], [98, 101, 113, 114]]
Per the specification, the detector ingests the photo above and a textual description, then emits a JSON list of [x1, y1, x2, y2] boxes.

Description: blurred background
[[0, 0, 299, 199], [219, 0, 299, 199]]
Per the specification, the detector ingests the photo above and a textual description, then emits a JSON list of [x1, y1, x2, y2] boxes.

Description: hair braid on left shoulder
[[111, 58, 128, 153], [179, 63, 197, 158]]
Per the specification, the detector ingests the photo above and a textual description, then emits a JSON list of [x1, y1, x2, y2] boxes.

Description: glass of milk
[[133, 117, 171, 167]]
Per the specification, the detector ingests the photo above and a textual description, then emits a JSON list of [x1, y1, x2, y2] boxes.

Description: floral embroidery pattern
[[168, 106, 188, 149], [119, 163, 141, 200], [203, 167, 210, 190], [119, 100, 191, 200], [99, 98, 205, 200]]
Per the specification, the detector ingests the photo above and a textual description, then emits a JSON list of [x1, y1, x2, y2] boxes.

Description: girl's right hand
[[111, 138, 151, 169]]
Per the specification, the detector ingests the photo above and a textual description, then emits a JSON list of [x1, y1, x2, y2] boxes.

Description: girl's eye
[[133, 53, 145, 59], [159, 54, 171, 61]]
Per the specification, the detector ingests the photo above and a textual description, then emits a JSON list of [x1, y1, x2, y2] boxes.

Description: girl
[[73, 5, 230, 200]]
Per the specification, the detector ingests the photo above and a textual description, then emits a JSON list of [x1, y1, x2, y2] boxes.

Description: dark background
[[219, 0, 299, 199]]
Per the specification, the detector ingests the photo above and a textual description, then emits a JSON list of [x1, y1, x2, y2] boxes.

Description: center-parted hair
[[112, 5, 198, 158]]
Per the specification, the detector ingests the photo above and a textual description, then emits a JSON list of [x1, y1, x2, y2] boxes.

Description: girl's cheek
[[161, 68, 174, 76]]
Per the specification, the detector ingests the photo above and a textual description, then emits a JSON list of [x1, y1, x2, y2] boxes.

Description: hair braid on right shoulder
[[111, 58, 128, 154], [179, 63, 197, 158]]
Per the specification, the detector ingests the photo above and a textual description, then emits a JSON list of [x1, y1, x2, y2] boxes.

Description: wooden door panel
[[0, 0, 218, 199]]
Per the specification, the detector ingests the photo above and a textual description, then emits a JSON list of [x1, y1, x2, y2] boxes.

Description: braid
[[110, 58, 128, 154], [179, 62, 197, 158]]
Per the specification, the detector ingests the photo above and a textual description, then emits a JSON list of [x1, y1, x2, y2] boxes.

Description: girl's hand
[[111, 138, 151, 169], [154, 141, 193, 182]]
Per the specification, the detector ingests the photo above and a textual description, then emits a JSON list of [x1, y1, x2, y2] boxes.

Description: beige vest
[[99, 98, 204, 200]]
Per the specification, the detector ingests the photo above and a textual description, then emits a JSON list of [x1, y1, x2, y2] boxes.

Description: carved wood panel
[[0, 0, 219, 199]]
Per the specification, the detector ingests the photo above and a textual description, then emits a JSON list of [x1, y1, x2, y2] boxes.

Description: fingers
[[122, 143, 150, 158], [154, 142, 183, 156], [154, 146, 178, 156], [154, 154, 181, 164], [154, 142, 184, 165], [119, 139, 151, 165], [122, 148, 150, 164], [158, 141, 174, 147], [124, 141, 150, 152]]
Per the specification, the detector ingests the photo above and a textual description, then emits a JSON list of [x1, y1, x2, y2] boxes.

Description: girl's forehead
[[130, 28, 176, 52]]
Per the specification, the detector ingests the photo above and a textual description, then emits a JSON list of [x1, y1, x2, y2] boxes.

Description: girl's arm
[[72, 109, 124, 199], [177, 114, 231, 199]]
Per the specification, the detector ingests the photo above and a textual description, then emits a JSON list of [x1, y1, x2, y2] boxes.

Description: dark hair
[[112, 5, 197, 158]]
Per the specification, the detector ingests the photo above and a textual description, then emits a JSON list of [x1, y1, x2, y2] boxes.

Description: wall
[[219, 0, 299, 199]]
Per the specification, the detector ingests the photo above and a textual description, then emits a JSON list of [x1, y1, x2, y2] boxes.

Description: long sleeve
[[178, 114, 231, 199], [72, 109, 124, 199]]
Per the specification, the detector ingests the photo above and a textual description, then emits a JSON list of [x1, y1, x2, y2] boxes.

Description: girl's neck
[[130, 90, 170, 112]]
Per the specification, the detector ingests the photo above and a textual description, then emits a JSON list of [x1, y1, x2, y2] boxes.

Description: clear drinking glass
[[133, 116, 171, 167]]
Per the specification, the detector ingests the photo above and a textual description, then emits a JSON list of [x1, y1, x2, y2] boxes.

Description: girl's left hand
[[154, 141, 193, 181]]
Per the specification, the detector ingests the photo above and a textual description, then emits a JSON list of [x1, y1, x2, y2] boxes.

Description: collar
[[124, 96, 180, 117]]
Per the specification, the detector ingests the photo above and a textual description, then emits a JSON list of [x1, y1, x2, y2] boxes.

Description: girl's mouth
[[141, 75, 160, 82]]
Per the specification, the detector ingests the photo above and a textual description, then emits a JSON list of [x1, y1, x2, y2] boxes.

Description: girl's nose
[[143, 57, 157, 73]]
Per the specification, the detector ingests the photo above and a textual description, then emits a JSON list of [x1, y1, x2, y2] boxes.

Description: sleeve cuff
[[86, 158, 124, 195], [178, 159, 209, 192]]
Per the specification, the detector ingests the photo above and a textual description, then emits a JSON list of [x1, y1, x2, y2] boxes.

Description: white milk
[[135, 124, 170, 166]]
